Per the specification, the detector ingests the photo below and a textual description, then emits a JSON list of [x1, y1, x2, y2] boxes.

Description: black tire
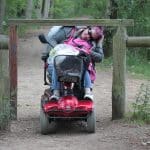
[[86, 109, 96, 133], [40, 108, 57, 134]]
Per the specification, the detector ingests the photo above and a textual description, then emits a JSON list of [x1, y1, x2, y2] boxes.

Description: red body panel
[[42, 96, 93, 117]]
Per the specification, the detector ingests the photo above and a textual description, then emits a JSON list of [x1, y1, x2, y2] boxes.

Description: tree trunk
[[49, 0, 54, 18], [109, 0, 118, 19], [25, 0, 33, 19], [104, 0, 119, 57], [35, 0, 43, 18], [0, 0, 6, 33], [42, 0, 50, 18]]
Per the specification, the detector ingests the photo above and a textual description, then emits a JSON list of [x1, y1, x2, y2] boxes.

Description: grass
[[97, 55, 150, 80], [0, 99, 10, 130], [126, 52, 150, 80]]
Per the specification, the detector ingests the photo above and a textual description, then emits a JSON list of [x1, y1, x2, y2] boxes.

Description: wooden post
[[9, 25, 17, 120], [112, 26, 127, 119], [0, 38, 10, 129]]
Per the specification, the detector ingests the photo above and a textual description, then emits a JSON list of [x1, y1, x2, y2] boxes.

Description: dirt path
[[0, 28, 149, 150]]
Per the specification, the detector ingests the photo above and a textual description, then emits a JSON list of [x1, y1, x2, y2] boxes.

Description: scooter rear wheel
[[86, 109, 96, 133]]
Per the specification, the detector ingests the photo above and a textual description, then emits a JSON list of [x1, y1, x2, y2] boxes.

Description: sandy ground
[[0, 28, 149, 150]]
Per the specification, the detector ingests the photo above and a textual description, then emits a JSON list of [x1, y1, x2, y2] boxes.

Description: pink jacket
[[65, 37, 96, 82], [64, 37, 92, 54]]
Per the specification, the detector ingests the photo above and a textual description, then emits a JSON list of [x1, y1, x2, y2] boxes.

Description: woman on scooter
[[42, 26, 104, 78], [50, 26, 104, 101]]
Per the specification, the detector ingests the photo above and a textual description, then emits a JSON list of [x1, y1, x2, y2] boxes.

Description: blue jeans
[[47, 64, 53, 77], [48, 65, 92, 90]]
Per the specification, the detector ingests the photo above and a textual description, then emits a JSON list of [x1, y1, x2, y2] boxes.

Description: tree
[[41, 0, 50, 18], [0, 0, 6, 33], [49, 0, 54, 18], [103, 0, 119, 57], [34, 0, 43, 18], [25, 0, 33, 18]]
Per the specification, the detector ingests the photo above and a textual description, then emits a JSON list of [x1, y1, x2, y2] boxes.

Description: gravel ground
[[0, 28, 149, 150]]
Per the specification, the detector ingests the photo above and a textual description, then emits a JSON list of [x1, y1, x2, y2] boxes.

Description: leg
[[51, 66, 60, 90], [84, 71, 93, 100], [47, 64, 53, 78], [50, 66, 60, 100], [84, 71, 92, 88]]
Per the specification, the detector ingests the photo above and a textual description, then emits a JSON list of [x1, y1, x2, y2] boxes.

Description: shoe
[[50, 90, 59, 101], [84, 88, 93, 101]]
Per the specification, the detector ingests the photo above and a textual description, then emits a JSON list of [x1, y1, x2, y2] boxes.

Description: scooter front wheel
[[40, 108, 57, 134]]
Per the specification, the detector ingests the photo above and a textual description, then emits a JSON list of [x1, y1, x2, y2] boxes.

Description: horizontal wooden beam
[[0, 35, 9, 49], [127, 36, 150, 47], [8, 19, 134, 26]]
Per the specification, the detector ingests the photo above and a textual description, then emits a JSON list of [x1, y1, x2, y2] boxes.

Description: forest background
[[0, 0, 150, 78]]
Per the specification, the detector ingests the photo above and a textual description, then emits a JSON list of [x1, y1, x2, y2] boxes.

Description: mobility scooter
[[39, 35, 96, 134]]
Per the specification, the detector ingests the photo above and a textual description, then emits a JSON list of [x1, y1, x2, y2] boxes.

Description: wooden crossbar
[[8, 19, 134, 26], [127, 36, 150, 47]]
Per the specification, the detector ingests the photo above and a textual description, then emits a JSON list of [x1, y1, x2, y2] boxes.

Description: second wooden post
[[112, 26, 127, 119]]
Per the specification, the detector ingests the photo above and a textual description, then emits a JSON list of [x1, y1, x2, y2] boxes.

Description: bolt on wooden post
[[112, 26, 127, 119]]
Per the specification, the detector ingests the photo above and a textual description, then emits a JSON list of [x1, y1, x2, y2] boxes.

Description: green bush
[[127, 51, 150, 79], [131, 83, 150, 124]]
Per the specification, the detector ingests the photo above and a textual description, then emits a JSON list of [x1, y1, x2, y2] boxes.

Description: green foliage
[[130, 83, 150, 124], [117, 0, 150, 35], [72, 0, 107, 18], [90, 0, 108, 18], [5, 0, 26, 18], [110, 0, 150, 60], [53, 0, 75, 18], [0, 98, 10, 130], [52, 0, 107, 19], [97, 53, 150, 79], [127, 50, 150, 79]]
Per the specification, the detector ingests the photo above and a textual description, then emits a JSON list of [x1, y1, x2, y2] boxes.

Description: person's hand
[[97, 35, 104, 48]]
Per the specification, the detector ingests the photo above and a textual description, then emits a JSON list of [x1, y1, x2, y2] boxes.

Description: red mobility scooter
[[39, 35, 96, 134]]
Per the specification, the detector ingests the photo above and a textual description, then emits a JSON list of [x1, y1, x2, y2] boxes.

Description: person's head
[[80, 26, 104, 41], [90, 26, 104, 41]]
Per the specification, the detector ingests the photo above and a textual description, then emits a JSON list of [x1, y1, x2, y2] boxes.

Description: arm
[[41, 26, 75, 59], [90, 46, 104, 62], [90, 35, 104, 62]]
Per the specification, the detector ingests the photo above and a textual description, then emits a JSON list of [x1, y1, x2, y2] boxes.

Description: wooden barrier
[[127, 36, 150, 47], [7, 19, 150, 120], [112, 33, 150, 119], [8, 19, 134, 26], [0, 36, 10, 129]]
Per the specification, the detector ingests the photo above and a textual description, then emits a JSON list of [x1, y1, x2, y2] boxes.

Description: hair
[[91, 26, 104, 41], [74, 27, 87, 38]]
